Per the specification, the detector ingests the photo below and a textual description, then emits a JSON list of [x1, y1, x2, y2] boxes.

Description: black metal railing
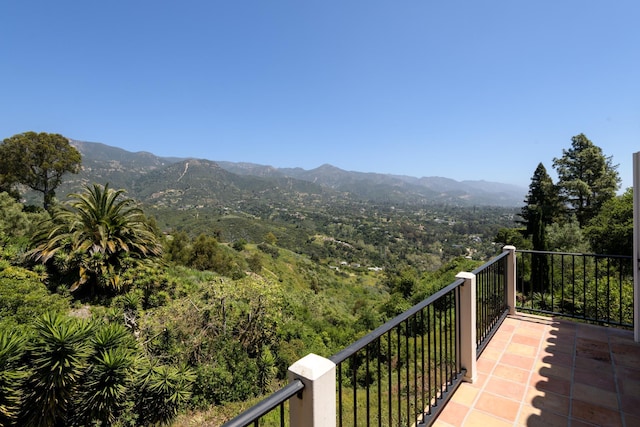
[[329, 278, 466, 427], [222, 249, 518, 426], [221, 380, 305, 427], [473, 251, 510, 356], [516, 250, 634, 328]]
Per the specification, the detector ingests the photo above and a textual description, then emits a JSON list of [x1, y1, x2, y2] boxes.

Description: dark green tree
[[494, 227, 529, 249], [519, 163, 560, 251], [552, 134, 620, 226], [0, 132, 81, 211], [188, 234, 220, 271], [0, 191, 31, 241], [165, 230, 191, 265], [585, 188, 633, 256], [30, 184, 163, 295]]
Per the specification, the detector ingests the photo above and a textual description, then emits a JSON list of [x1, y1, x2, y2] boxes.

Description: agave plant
[[20, 312, 92, 427], [30, 183, 162, 295], [76, 347, 136, 426], [0, 329, 25, 426], [135, 361, 195, 425]]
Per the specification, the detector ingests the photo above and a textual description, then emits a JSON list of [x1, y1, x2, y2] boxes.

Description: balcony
[[222, 247, 638, 427], [434, 312, 640, 426]]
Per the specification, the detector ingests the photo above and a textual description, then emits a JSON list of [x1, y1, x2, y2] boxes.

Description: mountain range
[[60, 140, 526, 208]]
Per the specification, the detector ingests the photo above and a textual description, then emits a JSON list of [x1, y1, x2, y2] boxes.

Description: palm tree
[[31, 183, 162, 294]]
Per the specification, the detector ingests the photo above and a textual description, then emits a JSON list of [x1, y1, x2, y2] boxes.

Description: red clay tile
[[434, 314, 634, 427], [575, 337, 611, 363], [485, 376, 527, 401], [624, 413, 640, 427], [538, 364, 572, 382], [541, 351, 573, 368], [475, 358, 496, 374], [617, 366, 640, 382], [511, 333, 542, 347], [574, 356, 612, 373], [543, 337, 574, 354], [474, 392, 520, 422], [493, 364, 529, 384], [500, 353, 536, 370], [616, 375, 640, 396], [571, 419, 604, 427], [572, 399, 623, 426], [531, 376, 571, 396], [620, 393, 640, 417], [610, 342, 640, 368], [575, 324, 609, 340], [573, 366, 616, 392], [527, 387, 570, 416], [573, 382, 619, 410], [436, 400, 469, 426], [520, 405, 568, 427]]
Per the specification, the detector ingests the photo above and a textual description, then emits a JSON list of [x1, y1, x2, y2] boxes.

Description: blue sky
[[1, 1, 638, 191]]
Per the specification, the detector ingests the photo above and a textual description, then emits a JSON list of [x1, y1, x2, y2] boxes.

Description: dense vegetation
[[0, 131, 632, 425]]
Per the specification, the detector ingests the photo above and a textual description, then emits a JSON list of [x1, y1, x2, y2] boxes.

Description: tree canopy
[[585, 188, 633, 256], [552, 133, 620, 226], [0, 132, 81, 211]]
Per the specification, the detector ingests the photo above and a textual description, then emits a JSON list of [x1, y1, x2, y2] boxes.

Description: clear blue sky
[[1, 1, 638, 191]]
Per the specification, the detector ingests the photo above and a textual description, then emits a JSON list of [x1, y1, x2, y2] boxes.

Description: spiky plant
[[135, 362, 195, 425], [19, 312, 92, 427], [0, 329, 25, 426], [76, 347, 136, 426]]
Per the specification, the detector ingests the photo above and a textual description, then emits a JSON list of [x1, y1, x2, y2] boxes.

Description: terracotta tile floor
[[433, 313, 640, 427]]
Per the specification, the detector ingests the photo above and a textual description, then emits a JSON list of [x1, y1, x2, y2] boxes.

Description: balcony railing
[[329, 276, 466, 427], [516, 250, 633, 328], [221, 380, 304, 427], [222, 246, 635, 426], [473, 250, 509, 355]]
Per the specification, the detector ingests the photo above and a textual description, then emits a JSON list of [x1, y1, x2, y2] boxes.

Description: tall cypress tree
[[520, 163, 559, 294], [520, 163, 560, 250]]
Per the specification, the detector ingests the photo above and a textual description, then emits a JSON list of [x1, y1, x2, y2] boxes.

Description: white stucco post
[[633, 152, 640, 342], [503, 245, 517, 315], [288, 353, 336, 427], [456, 271, 477, 383]]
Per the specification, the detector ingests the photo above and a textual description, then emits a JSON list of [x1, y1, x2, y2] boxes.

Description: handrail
[[516, 249, 632, 259], [515, 249, 634, 327], [329, 277, 465, 364], [471, 250, 509, 275], [221, 379, 305, 427]]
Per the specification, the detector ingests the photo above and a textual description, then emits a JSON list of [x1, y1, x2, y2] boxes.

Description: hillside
[[50, 140, 518, 270], [0, 139, 524, 426], [66, 140, 525, 207]]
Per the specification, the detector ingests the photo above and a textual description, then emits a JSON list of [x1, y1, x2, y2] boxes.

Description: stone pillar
[[503, 245, 517, 315], [456, 271, 477, 383], [288, 353, 336, 427]]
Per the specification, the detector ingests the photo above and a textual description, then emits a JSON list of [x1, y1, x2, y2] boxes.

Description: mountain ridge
[[67, 140, 526, 207]]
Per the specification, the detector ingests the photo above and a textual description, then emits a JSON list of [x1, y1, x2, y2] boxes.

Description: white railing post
[[633, 152, 640, 342], [503, 245, 517, 315], [456, 272, 477, 383], [287, 353, 336, 427]]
